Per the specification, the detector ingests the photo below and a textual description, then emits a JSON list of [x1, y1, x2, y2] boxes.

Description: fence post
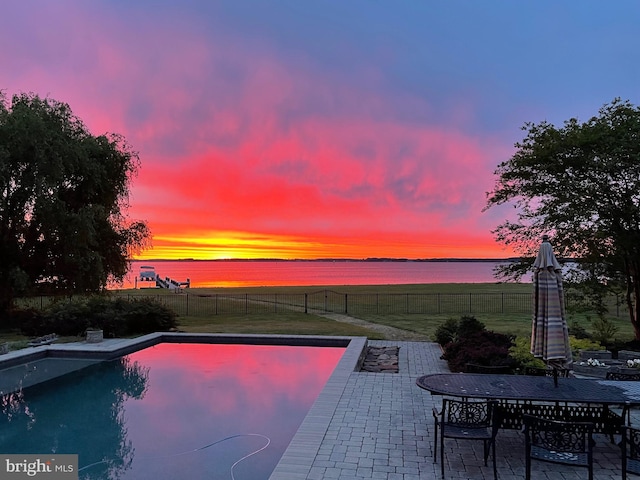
[[345, 294, 348, 314], [437, 293, 441, 314], [215, 294, 218, 315], [186, 294, 189, 316], [275, 294, 278, 313], [245, 293, 248, 314], [501, 293, 504, 313], [305, 293, 308, 314]]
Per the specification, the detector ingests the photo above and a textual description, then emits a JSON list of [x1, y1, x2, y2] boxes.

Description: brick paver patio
[[272, 340, 630, 480]]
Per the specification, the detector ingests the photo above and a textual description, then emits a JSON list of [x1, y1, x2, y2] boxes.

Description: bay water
[[119, 260, 515, 289]]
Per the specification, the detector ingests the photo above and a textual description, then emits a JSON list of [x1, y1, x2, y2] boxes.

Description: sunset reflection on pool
[[0, 343, 345, 480], [119, 343, 345, 479]]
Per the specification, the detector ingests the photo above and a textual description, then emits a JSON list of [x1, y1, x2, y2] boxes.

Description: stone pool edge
[[0, 332, 367, 366], [268, 334, 368, 480]]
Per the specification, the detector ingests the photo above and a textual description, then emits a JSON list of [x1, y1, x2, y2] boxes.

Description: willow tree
[[485, 98, 640, 339], [0, 92, 150, 316]]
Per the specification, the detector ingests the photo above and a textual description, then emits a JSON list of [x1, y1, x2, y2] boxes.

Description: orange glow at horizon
[[133, 229, 516, 260]]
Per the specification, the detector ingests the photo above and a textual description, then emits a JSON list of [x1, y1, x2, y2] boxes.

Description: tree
[[0, 92, 150, 315], [485, 98, 640, 339]]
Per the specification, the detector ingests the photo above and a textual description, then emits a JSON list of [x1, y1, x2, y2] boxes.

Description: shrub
[[442, 316, 515, 372], [441, 328, 516, 372], [84, 296, 126, 336], [570, 337, 604, 358], [10, 308, 46, 336], [568, 320, 590, 339], [122, 298, 177, 334], [433, 318, 459, 346], [432, 315, 486, 347], [457, 315, 485, 338], [19, 296, 177, 338], [509, 336, 545, 371], [591, 317, 618, 345], [507, 336, 604, 370], [84, 296, 177, 337], [36, 300, 91, 336]]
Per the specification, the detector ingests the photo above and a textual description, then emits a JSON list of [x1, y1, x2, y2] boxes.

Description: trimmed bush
[[509, 336, 545, 371], [568, 320, 590, 339], [38, 301, 91, 336], [433, 315, 487, 347], [438, 315, 515, 373], [10, 308, 46, 336], [458, 315, 485, 337], [433, 318, 459, 346], [18, 296, 177, 338], [122, 298, 177, 334], [441, 329, 516, 372]]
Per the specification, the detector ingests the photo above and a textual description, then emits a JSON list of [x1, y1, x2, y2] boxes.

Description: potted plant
[[85, 327, 103, 343]]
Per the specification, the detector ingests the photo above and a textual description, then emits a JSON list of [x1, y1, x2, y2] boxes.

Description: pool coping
[[268, 334, 368, 480], [0, 333, 369, 479], [0, 332, 366, 366]]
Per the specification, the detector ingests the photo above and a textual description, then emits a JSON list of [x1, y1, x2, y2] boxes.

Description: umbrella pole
[[553, 367, 558, 387]]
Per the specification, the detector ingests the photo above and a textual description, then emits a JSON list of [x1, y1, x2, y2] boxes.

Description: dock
[[155, 276, 191, 290], [136, 266, 190, 290]]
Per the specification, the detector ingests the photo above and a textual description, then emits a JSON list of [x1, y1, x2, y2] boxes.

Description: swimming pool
[[0, 337, 355, 480]]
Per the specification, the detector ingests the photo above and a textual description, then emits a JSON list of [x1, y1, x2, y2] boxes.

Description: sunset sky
[[2, 1, 639, 260]]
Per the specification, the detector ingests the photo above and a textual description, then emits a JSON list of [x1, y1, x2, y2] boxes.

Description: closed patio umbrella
[[531, 235, 572, 384]]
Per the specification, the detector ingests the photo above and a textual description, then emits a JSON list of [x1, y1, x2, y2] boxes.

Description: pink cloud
[[0, 1, 515, 259]]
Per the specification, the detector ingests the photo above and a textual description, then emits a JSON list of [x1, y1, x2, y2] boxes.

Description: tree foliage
[[485, 98, 640, 339], [0, 92, 150, 314]]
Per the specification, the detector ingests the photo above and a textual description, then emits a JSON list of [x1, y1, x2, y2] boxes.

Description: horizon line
[[129, 257, 522, 262]]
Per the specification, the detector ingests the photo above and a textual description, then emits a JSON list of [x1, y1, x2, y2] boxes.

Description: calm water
[[119, 260, 511, 289], [0, 343, 344, 480]]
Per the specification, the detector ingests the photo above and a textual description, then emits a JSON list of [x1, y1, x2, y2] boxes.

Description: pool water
[[0, 343, 345, 479]]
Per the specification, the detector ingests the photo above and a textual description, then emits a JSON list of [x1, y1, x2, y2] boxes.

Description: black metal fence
[[17, 289, 627, 317], [17, 290, 533, 316]]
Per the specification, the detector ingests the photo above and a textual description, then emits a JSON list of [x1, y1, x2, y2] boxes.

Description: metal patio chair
[[606, 369, 640, 381], [466, 363, 512, 374], [523, 414, 594, 480], [622, 425, 640, 480], [524, 366, 570, 377], [432, 398, 499, 479]]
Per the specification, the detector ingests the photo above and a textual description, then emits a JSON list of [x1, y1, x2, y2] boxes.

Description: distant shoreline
[[130, 257, 521, 263]]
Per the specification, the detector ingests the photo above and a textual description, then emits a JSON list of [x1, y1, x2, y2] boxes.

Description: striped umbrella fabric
[[531, 237, 572, 370]]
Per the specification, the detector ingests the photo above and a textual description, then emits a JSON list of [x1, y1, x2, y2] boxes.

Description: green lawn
[[4, 283, 636, 345], [175, 311, 385, 339], [131, 283, 634, 341]]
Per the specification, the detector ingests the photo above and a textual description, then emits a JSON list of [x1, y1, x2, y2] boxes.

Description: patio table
[[416, 373, 640, 405], [417, 373, 640, 432]]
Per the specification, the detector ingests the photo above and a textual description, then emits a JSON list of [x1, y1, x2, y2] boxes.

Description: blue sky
[[1, 1, 639, 258]]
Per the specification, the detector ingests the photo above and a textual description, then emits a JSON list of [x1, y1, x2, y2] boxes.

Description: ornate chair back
[[433, 398, 499, 479], [621, 425, 640, 480], [523, 414, 594, 480]]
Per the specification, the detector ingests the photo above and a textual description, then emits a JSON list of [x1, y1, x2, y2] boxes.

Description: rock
[[360, 346, 399, 373]]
